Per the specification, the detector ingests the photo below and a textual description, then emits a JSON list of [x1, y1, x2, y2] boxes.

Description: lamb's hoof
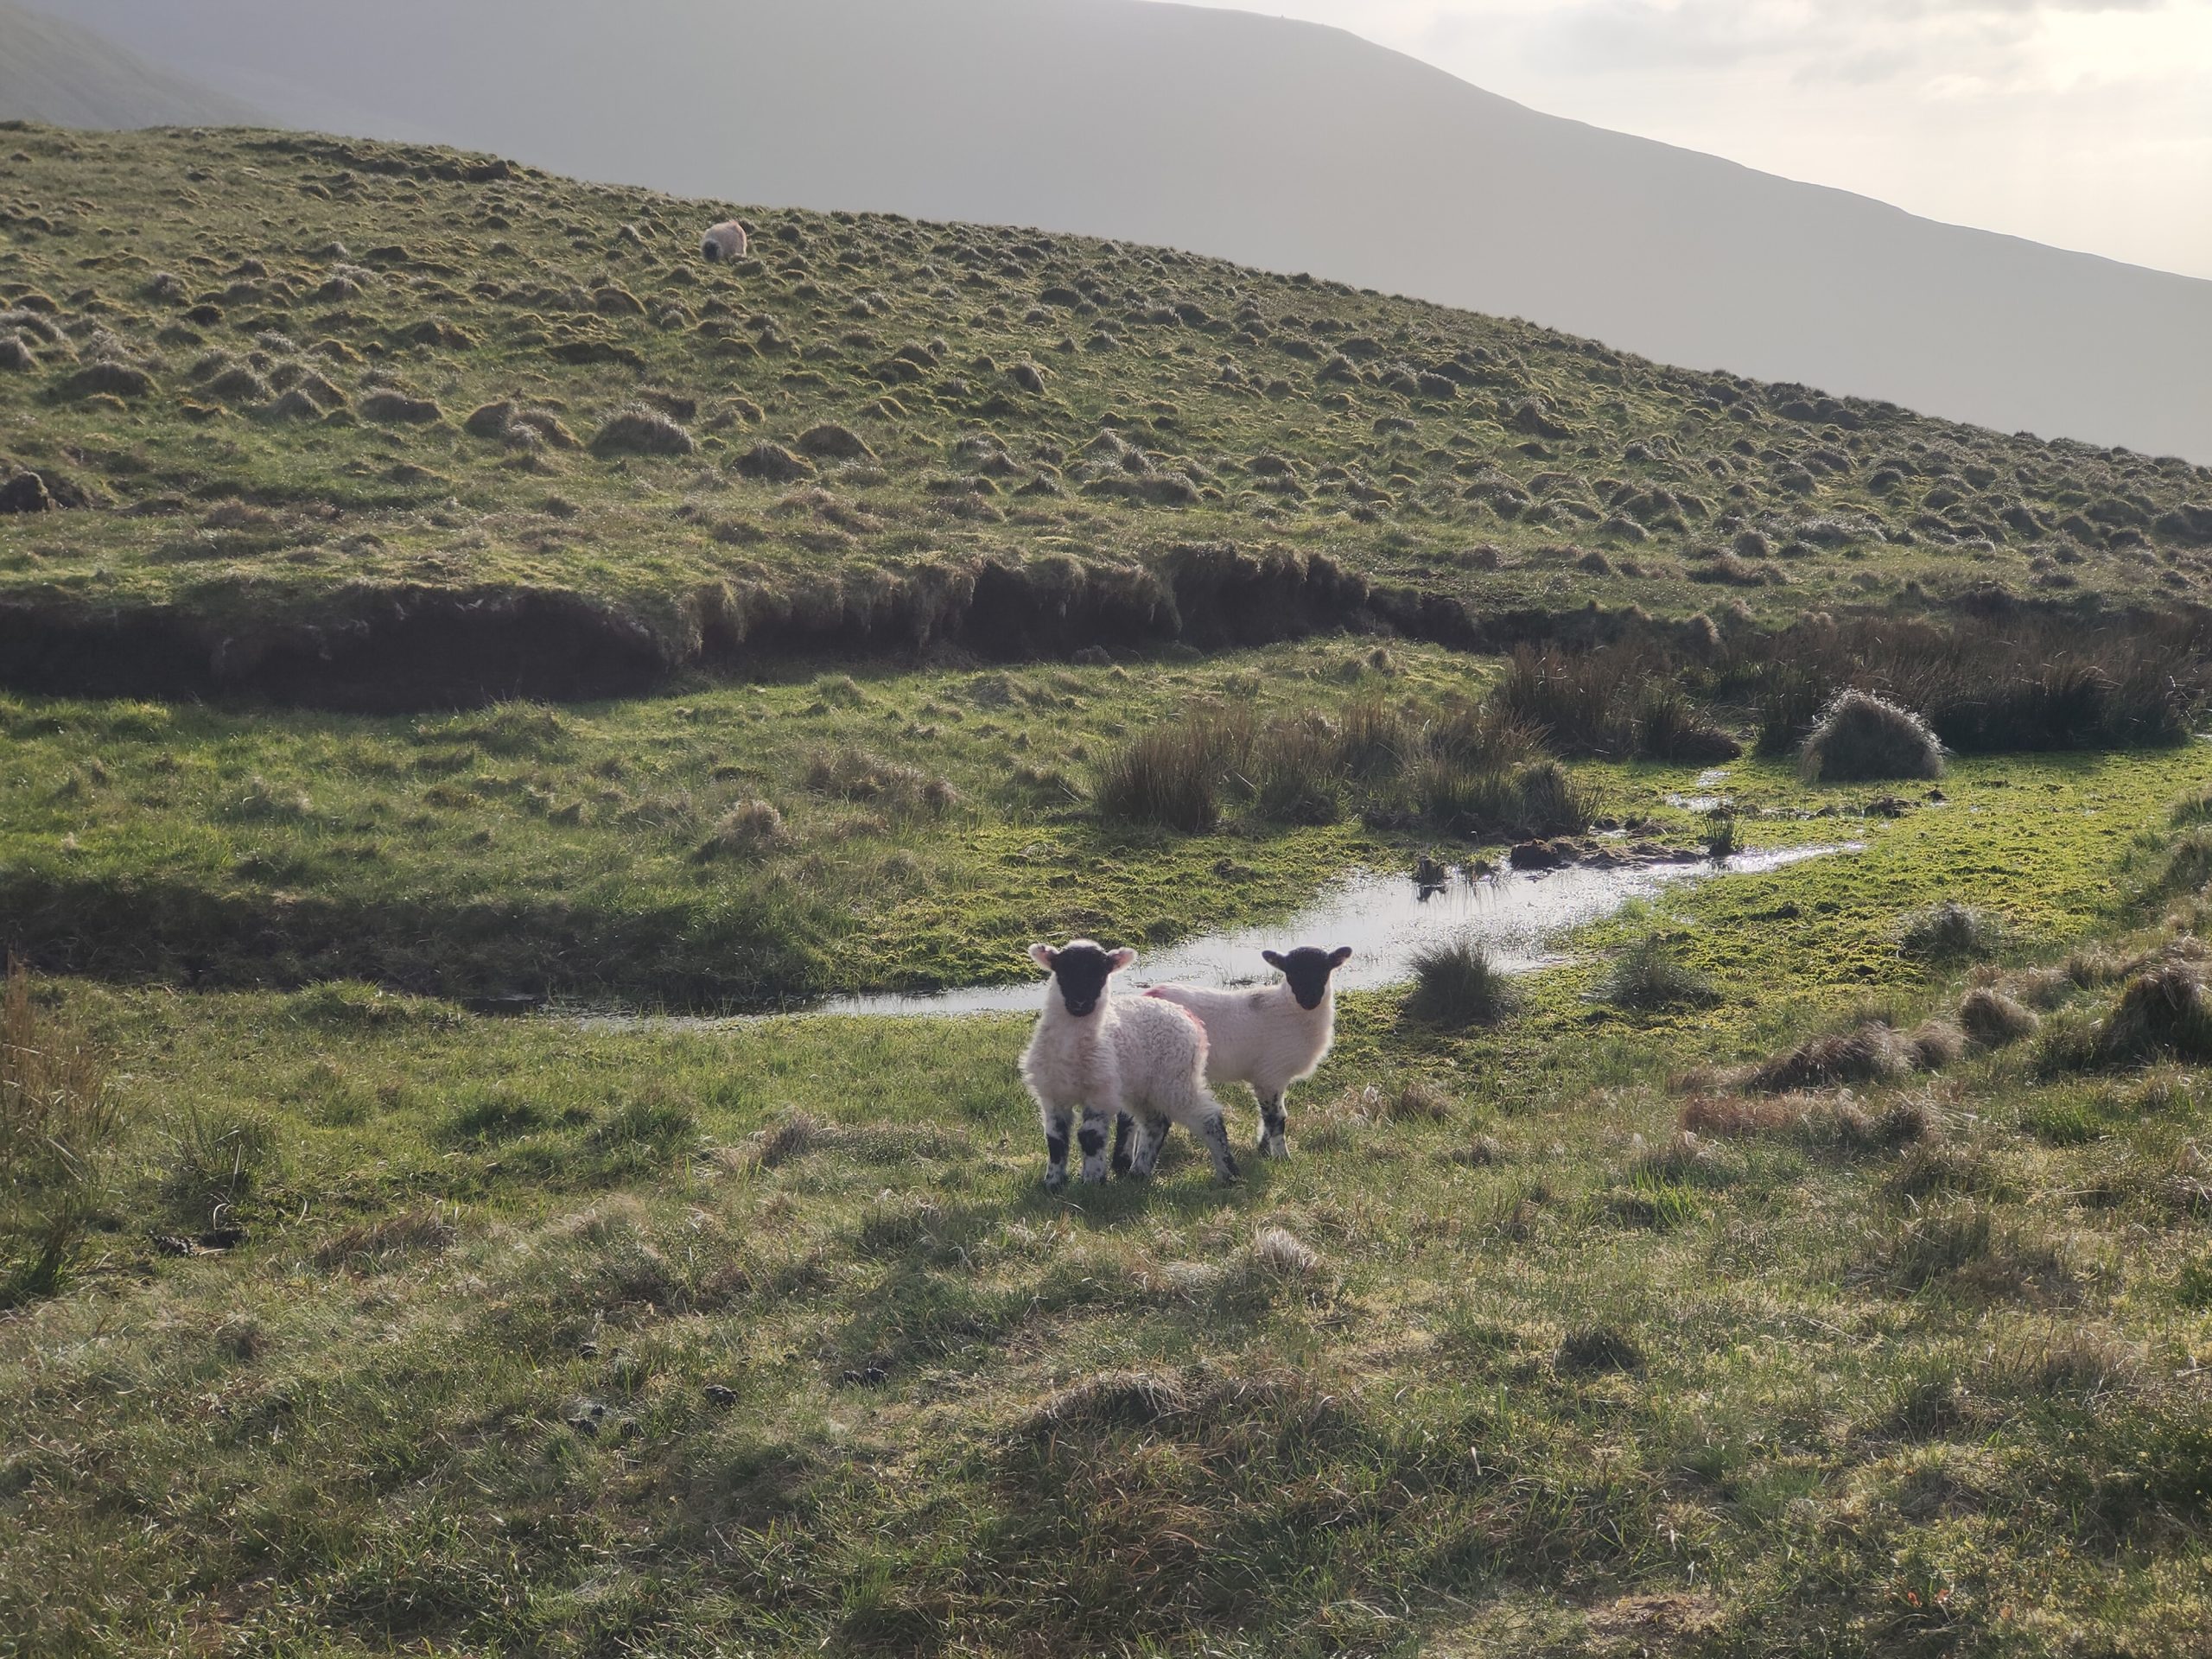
[[1260, 1137, 1289, 1160], [1044, 1169, 1068, 1193]]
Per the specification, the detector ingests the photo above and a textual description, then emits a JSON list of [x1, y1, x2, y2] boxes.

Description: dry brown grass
[[1680, 1087, 1932, 1149], [310, 1207, 459, 1272]]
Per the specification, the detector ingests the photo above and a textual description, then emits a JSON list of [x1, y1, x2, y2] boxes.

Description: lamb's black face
[[1049, 944, 1114, 1017], [1263, 945, 1353, 1010]]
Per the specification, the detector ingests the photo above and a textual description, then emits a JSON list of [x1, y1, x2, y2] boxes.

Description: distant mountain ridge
[[31, 0, 2212, 462], [0, 0, 257, 130]]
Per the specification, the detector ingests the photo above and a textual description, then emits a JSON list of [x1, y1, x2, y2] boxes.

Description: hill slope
[[2, 123, 2209, 709], [0, 0, 257, 130], [32, 0, 2212, 463]]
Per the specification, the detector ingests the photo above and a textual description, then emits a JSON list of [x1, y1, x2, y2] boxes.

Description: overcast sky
[[1167, 0, 2212, 279]]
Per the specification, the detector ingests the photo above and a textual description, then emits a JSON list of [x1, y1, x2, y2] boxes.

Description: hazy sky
[[1167, 0, 2212, 278]]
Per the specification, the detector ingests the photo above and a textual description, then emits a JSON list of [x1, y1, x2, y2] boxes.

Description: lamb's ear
[[1328, 946, 1353, 968], [1027, 943, 1058, 970], [1262, 950, 1287, 970], [1109, 947, 1138, 972]]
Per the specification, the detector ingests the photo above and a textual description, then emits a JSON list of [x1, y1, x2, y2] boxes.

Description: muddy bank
[[0, 587, 669, 709], [1, 542, 2189, 713], [0, 543, 1708, 710]]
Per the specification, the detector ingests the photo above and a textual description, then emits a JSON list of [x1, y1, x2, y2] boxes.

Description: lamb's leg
[[1111, 1111, 1135, 1177], [1198, 1109, 1242, 1184], [1041, 1104, 1073, 1192], [1077, 1107, 1113, 1185], [1128, 1112, 1170, 1177], [1164, 1081, 1241, 1184], [1258, 1090, 1290, 1159]]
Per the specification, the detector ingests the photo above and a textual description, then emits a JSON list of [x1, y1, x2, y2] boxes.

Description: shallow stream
[[569, 842, 1859, 1026]]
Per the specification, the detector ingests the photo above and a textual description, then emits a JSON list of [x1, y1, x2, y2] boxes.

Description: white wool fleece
[[1020, 986, 1217, 1128], [1146, 981, 1335, 1097]]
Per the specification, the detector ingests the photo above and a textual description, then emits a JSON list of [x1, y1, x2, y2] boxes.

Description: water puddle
[[1663, 769, 1735, 813], [570, 842, 1859, 1027]]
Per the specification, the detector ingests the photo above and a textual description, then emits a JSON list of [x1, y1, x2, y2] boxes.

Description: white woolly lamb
[[1140, 944, 1351, 1160], [700, 219, 749, 263], [1020, 939, 1238, 1190]]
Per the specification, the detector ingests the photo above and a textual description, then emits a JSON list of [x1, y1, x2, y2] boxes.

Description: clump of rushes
[[1800, 690, 1944, 783], [1599, 935, 1719, 1011], [1702, 807, 1739, 861], [1092, 708, 1253, 832], [1898, 900, 2003, 963], [1635, 684, 1740, 763], [1408, 936, 1516, 1027]]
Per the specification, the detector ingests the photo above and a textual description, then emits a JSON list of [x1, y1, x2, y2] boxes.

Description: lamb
[[700, 219, 749, 263], [1020, 939, 1239, 1190], [1135, 945, 1351, 1161]]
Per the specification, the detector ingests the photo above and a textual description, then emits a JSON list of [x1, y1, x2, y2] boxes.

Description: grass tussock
[[1898, 900, 2004, 963], [1959, 986, 2040, 1047], [1680, 1088, 1932, 1149], [1407, 937, 1516, 1027], [310, 1206, 458, 1273], [2090, 962, 2212, 1067], [1599, 935, 1719, 1011], [694, 798, 792, 861], [1864, 1200, 2075, 1301], [0, 961, 118, 1304], [1745, 1020, 1916, 1092], [1090, 707, 1253, 832], [589, 403, 695, 457], [1494, 645, 1738, 762], [1800, 690, 1944, 783]]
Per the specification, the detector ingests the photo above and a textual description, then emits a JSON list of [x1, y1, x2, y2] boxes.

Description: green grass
[[3, 736, 2209, 1651], [3, 121, 2210, 703], [9, 801, 2212, 1653]]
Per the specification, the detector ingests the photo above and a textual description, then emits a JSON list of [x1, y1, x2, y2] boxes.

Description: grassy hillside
[[3, 122, 2209, 707], [6, 124, 2212, 1656]]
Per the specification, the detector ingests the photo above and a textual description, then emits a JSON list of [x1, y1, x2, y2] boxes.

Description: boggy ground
[[3, 637, 2195, 1011], [3, 124, 2210, 706], [4, 742, 2212, 1656]]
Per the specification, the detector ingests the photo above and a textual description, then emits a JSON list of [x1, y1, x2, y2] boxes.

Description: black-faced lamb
[[1135, 944, 1351, 1160], [1020, 939, 1239, 1190], [701, 219, 749, 263]]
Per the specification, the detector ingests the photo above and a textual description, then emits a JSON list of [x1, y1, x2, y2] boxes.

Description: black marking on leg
[[1203, 1115, 1241, 1182], [1045, 1128, 1069, 1176], [1261, 1094, 1289, 1156], [1132, 1114, 1169, 1177], [1077, 1125, 1107, 1157], [1111, 1111, 1135, 1175]]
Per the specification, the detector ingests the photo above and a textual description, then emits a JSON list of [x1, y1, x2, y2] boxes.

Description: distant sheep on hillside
[[701, 220, 749, 263]]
